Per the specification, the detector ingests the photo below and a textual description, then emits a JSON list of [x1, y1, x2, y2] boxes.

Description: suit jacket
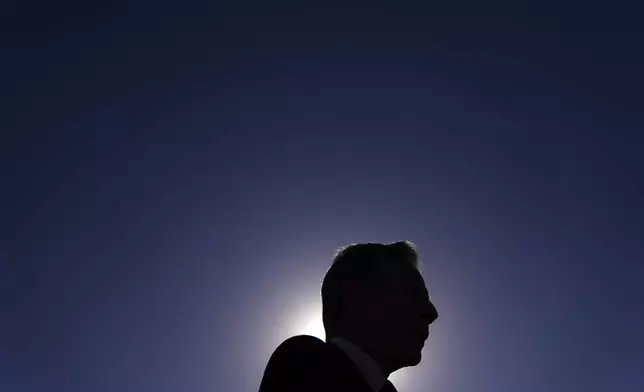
[[258, 335, 377, 392]]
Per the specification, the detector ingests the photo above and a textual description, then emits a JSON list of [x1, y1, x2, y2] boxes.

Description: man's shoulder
[[260, 335, 369, 392], [260, 335, 335, 390], [265, 334, 349, 374], [278, 335, 327, 350], [270, 335, 334, 362]]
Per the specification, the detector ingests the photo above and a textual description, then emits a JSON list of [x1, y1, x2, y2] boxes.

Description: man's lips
[[410, 328, 429, 341]]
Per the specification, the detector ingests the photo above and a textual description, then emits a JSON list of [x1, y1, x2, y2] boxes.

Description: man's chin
[[410, 351, 422, 366], [398, 351, 422, 368], [390, 343, 424, 370]]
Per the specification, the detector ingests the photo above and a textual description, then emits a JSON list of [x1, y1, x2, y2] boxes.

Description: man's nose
[[422, 299, 438, 325]]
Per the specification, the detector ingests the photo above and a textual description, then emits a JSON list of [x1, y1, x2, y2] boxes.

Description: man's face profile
[[352, 263, 436, 369]]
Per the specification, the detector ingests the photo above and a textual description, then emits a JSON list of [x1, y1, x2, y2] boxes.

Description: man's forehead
[[386, 263, 427, 288]]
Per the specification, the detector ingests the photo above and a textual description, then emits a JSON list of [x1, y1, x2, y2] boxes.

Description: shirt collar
[[329, 337, 387, 392]]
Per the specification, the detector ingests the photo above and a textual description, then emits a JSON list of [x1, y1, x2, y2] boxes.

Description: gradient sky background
[[3, 2, 644, 392]]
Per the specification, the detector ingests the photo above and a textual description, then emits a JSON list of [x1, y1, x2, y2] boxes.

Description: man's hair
[[321, 241, 419, 333]]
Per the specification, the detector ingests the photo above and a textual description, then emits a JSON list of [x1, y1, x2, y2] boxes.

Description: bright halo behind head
[[272, 297, 326, 343]]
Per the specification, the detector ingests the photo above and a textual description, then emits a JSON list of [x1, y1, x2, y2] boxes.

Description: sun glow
[[271, 297, 326, 345], [301, 313, 326, 340]]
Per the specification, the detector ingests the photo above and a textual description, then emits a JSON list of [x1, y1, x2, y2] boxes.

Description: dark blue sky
[[3, 3, 643, 392]]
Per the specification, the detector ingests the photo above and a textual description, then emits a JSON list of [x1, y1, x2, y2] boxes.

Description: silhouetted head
[[321, 241, 438, 375]]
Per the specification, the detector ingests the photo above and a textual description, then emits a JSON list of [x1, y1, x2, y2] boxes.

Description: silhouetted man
[[258, 241, 438, 392]]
